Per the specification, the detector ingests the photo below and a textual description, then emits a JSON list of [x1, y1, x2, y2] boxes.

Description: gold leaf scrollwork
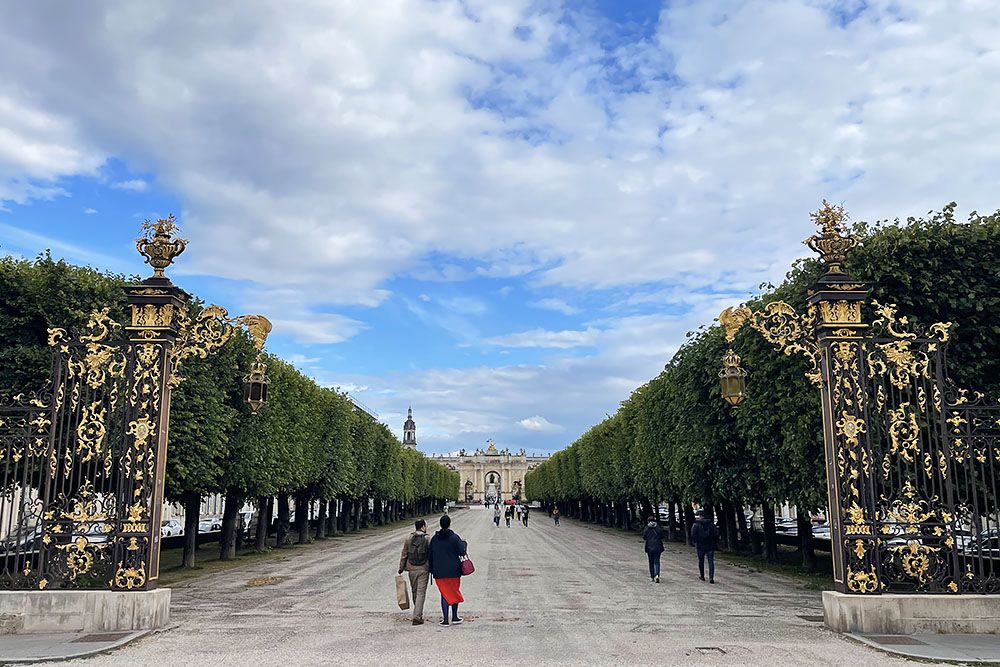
[[885, 541, 936, 585], [114, 561, 147, 589], [76, 402, 108, 462], [847, 566, 879, 593], [887, 403, 920, 463]]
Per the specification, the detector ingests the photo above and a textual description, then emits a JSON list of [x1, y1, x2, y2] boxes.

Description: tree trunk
[[683, 503, 696, 545], [667, 502, 677, 541], [295, 490, 310, 544], [327, 499, 337, 536], [749, 506, 763, 556], [797, 510, 816, 572], [276, 492, 290, 548], [727, 501, 742, 552], [182, 491, 200, 568], [255, 495, 271, 551], [763, 503, 778, 562], [316, 498, 327, 539], [354, 499, 363, 530], [219, 490, 243, 561]]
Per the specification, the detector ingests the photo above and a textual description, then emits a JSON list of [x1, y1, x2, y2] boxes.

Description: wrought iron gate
[[721, 202, 1000, 594], [1, 218, 270, 591]]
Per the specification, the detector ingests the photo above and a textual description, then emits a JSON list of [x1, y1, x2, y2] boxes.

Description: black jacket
[[691, 518, 718, 552], [428, 528, 468, 579], [642, 521, 664, 553]]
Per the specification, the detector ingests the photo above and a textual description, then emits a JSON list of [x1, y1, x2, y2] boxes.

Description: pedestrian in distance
[[428, 514, 468, 626], [398, 519, 431, 625], [642, 516, 664, 583], [505, 505, 512, 528], [493, 503, 501, 527], [552, 506, 560, 526], [690, 509, 719, 584], [522, 505, 529, 527], [515, 505, 521, 522]]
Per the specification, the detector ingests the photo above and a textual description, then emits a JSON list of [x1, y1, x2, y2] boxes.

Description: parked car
[[0, 523, 43, 554], [161, 519, 183, 537], [963, 535, 1000, 559], [198, 517, 222, 533]]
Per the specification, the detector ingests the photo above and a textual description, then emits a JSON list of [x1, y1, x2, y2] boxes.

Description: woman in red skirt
[[427, 514, 468, 626]]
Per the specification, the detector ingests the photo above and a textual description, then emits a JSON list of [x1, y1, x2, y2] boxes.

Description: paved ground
[[50, 507, 927, 666]]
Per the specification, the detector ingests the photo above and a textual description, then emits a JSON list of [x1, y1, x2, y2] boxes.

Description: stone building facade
[[403, 409, 548, 503], [438, 440, 548, 504]]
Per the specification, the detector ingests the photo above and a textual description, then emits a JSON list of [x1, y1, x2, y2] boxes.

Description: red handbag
[[460, 555, 475, 576]]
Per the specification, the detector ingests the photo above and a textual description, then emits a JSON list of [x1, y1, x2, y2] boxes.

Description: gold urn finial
[[136, 215, 187, 279], [805, 200, 858, 274]]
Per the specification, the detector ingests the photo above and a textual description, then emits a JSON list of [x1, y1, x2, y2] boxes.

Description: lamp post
[[718, 348, 747, 406]]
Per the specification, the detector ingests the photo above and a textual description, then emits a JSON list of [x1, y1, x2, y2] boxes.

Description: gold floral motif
[[819, 300, 862, 325], [853, 539, 867, 559], [805, 200, 857, 273], [55, 536, 103, 580], [131, 303, 174, 328], [847, 566, 880, 593], [886, 541, 936, 584], [137, 215, 186, 278], [114, 561, 147, 589]]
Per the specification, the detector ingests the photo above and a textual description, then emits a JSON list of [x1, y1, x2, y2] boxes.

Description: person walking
[[493, 503, 501, 527], [690, 509, 718, 583], [521, 505, 529, 527], [552, 506, 560, 526], [505, 505, 512, 528], [398, 519, 431, 625], [642, 516, 664, 583], [428, 514, 468, 626]]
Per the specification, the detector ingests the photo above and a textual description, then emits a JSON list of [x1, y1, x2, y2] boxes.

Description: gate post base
[[0, 589, 170, 634], [824, 590, 1000, 634]]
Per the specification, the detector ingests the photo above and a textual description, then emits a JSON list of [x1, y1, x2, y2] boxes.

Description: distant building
[[403, 406, 417, 449], [438, 439, 547, 504]]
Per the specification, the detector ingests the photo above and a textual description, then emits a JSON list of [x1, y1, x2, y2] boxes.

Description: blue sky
[[2, 0, 1000, 455]]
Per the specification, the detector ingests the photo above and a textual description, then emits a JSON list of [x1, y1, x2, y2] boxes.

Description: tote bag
[[395, 574, 411, 610], [460, 555, 475, 576]]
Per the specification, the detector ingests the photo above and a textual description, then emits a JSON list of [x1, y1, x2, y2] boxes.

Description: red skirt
[[435, 577, 464, 605]]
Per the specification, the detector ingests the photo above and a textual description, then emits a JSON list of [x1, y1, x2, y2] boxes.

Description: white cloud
[[83, 207, 97, 214], [485, 327, 600, 349], [3, 1, 1000, 451], [110, 178, 147, 192], [517, 415, 562, 432], [418, 293, 431, 302], [530, 298, 579, 315]]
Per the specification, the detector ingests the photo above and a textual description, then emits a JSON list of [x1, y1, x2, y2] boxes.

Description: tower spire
[[403, 405, 417, 449]]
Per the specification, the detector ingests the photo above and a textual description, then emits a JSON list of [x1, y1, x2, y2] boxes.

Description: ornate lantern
[[244, 358, 270, 413], [718, 348, 747, 406]]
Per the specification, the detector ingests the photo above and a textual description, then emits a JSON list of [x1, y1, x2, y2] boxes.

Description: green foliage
[[529, 205, 1000, 514], [0, 253, 127, 395], [0, 254, 456, 508]]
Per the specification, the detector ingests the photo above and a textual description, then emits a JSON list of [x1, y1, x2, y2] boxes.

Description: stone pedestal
[[0, 589, 170, 634], [824, 591, 1000, 634]]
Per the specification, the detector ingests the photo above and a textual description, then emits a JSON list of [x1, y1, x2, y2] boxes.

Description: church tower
[[403, 406, 417, 449]]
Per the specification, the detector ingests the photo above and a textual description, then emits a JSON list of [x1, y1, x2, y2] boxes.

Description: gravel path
[[60, 507, 921, 666]]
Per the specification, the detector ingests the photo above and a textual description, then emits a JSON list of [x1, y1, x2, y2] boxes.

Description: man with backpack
[[398, 519, 431, 625]]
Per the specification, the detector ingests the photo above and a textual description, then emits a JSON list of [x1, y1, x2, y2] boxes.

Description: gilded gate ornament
[[136, 215, 187, 278], [715, 201, 1000, 595]]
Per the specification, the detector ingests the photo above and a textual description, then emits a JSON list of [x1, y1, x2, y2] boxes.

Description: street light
[[244, 358, 270, 413], [719, 348, 747, 406]]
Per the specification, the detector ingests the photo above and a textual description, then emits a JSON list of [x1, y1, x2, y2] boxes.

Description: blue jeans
[[647, 551, 661, 579], [698, 550, 715, 580]]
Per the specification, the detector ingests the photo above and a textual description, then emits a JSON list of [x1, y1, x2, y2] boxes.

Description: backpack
[[407, 532, 429, 566]]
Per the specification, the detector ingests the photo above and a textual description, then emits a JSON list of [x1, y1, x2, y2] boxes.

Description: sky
[[2, 1, 999, 456]]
